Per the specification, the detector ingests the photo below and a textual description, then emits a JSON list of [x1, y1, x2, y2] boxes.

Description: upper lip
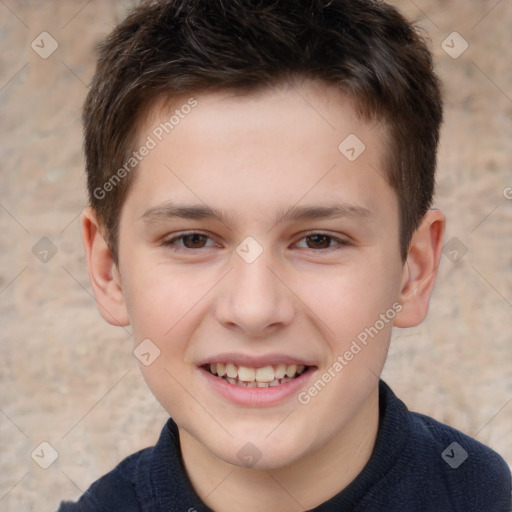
[[197, 353, 315, 368]]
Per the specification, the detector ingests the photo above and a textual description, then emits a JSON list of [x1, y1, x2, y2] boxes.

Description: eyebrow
[[140, 201, 373, 225], [275, 204, 373, 222]]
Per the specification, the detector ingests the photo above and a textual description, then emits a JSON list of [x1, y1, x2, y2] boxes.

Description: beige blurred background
[[0, 0, 511, 510]]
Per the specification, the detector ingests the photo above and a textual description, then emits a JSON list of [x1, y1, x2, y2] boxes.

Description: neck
[[180, 387, 379, 512]]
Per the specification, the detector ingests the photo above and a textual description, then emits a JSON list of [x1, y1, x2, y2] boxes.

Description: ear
[[81, 207, 130, 326], [394, 209, 446, 328]]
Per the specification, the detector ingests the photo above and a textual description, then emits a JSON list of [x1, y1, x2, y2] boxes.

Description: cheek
[[301, 259, 401, 339], [295, 264, 399, 414], [122, 260, 210, 340], [122, 266, 207, 416]]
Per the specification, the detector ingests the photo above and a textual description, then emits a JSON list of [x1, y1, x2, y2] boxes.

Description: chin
[[210, 431, 313, 471]]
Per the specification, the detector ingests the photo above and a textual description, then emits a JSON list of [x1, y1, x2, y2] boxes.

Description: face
[[114, 81, 405, 470]]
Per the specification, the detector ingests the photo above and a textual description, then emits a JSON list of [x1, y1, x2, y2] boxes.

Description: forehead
[[125, 81, 396, 224]]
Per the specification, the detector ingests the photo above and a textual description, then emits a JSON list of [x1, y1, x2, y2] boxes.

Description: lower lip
[[199, 367, 315, 407]]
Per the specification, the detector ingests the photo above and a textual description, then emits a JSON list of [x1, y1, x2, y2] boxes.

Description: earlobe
[[81, 207, 130, 326], [394, 209, 446, 328]]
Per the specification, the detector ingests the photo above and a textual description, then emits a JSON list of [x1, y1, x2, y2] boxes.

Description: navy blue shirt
[[57, 381, 511, 511]]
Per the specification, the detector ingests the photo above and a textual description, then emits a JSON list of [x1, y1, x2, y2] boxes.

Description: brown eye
[[163, 232, 217, 250], [305, 234, 332, 249], [181, 234, 209, 248], [294, 233, 348, 251]]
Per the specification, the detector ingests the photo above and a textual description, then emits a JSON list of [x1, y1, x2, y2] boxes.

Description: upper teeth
[[209, 363, 306, 383]]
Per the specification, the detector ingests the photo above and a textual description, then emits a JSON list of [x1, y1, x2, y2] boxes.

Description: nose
[[213, 250, 295, 337]]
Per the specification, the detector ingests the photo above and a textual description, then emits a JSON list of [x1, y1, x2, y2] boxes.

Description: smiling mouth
[[204, 363, 310, 388]]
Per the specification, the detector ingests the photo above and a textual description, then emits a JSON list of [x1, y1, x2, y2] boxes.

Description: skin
[[82, 80, 445, 511]]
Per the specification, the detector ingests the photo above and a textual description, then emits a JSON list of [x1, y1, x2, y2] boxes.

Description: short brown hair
[[83, 0, 443, 262]]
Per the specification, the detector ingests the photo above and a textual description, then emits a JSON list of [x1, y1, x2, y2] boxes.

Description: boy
[[58, 0, 511, 510]]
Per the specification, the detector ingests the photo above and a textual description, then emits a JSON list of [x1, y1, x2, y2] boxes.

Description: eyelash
[[161, 231, 349, 252]]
